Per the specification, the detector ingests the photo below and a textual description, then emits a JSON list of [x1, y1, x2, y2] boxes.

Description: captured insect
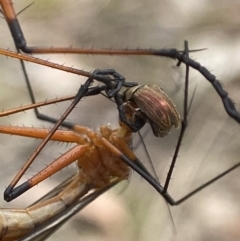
[[1, 1, 240, 240]]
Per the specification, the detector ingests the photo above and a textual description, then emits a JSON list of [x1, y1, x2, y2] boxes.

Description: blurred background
[[1, 0, 240, 240]]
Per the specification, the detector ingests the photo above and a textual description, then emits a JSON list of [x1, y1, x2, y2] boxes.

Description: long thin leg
[[5, 145, 90, 201], [163, 41, 190, 193], [0, 125, 87, 143], [0, 95, 75, 117], [4, 76, 96, 201], [0, 0, 193, 56]]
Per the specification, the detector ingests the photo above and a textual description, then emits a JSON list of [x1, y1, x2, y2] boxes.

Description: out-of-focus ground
[[1, 0, 240, 240]]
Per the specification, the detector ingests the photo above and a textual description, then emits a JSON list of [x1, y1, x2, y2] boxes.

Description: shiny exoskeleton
[[123, 85, 180, 137]]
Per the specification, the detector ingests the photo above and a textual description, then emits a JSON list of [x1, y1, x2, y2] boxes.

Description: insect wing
[[19, 179, 120, 241]]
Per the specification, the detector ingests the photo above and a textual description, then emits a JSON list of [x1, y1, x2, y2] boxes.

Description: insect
[[1, 1, 240, 240]]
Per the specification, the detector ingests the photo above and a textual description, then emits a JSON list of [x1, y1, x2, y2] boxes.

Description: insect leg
[[3, 75, 96, 201], [163, 41, 190, 193]]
